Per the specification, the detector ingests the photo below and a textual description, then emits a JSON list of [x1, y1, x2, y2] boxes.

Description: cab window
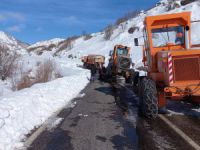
[[152, 26, 184, 47], [117, 48, 128, 56]]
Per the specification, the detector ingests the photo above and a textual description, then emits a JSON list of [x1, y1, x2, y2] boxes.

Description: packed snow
[[0, 0, 200, 149]]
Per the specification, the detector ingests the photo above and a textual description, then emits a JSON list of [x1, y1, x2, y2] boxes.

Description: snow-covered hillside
[[0, 31, 28, 54], [27, 38, 65, 55], [0, 0, 200, 149], [73, 0, 199, 66], [32, 0, 200, 67]]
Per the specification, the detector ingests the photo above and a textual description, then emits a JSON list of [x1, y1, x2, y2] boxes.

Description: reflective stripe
[[168, 53, 173, 84]]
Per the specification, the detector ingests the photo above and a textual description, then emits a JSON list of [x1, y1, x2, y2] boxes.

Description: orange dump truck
[[81, 55, 105, 69], [133, 12, 200, 119]]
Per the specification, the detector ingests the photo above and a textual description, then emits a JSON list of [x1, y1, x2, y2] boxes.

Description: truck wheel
[[125, 76, 131, 84], [133, 72, 139, 86], [140, 79, 158, 119], [132, 72, 139, 94], [138, 77, 145, 115]]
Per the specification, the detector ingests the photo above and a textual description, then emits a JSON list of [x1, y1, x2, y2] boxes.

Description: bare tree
[[14, 59, 62, 90], [0, 45, 19, 80], [104, 24, 114, 40], [82, 31, 93, 40], [115, 10, 139, 26], [34, 59, 56, 83]]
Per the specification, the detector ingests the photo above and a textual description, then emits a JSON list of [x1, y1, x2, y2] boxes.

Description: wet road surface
[[27, 79, 199, 150]]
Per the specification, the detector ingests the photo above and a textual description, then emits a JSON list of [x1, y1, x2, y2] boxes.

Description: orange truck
[[107, 45, 133, 82], [133, 12, 200, 119], [81, 54, 105, 69]]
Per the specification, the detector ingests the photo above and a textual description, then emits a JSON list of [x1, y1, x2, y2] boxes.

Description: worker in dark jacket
[[99, 64, 103, 81], [99, 64, 106, 81], [90, 64, 96, 81]]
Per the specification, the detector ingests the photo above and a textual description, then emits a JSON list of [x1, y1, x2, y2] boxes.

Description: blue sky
[[0, 0, 158, 44]]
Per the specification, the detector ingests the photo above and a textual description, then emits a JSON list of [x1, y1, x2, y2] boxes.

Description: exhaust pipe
[[185, 26, 190, 49]]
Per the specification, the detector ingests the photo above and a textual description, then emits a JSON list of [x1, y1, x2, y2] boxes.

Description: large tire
[[138, 77, 145, 115], [125, 76, 132, 84], [139, 78, 158, 119], [132, 72, 140, 94], [133, 72, 139, 86]]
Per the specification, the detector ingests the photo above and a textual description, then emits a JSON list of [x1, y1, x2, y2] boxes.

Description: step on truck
[[132, 12, 200, 119]]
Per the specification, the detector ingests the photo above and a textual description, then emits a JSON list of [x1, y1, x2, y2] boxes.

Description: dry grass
[[16, 74, 32, 90], [54, 36, 79, 56], [84, 34, 93, 40], [0, 45, 19, 80], [104, 24, 114, 40], [167, 0, 181, 11], [15, 60, 62, 90], [82, 31, 93, 40], [115, 11, 139, 26], [34, 60, 55, 83]]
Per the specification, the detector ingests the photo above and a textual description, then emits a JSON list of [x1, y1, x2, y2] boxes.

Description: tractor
[[107, 45, 133, 83], [133, 12, 200, 119]]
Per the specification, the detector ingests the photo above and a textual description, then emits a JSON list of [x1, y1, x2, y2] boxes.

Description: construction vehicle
[[107, 45, 133, 82], [81, 56, 88, 66], [133, 12, 200, 119], [81, 55, 105, 69]]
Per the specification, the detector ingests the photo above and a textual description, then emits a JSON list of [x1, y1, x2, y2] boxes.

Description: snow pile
[[0, 63, 90, 150]]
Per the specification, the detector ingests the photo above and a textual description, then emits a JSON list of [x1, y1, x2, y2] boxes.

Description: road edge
[[158, 114, 200, 150]]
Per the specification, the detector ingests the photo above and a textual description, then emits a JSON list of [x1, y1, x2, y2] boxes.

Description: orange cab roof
[[145, 12, 191, 28]]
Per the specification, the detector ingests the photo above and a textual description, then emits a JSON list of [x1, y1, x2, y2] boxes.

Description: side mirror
[[109, 50, 113, 56], [134, 38, 139, 46]]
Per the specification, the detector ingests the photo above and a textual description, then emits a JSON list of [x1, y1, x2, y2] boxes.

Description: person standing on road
[[90, 64, 96, 81], [99, 64, 103, 81], [99, 64, 106, 81]]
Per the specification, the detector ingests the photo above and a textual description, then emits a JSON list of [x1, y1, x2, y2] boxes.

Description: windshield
[[152, 26, 184, 47], [117, 48, 128, 56]]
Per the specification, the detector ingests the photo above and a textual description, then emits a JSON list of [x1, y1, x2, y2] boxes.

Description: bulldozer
[[107, 45, 133, 82], [133, 12, 200, 119], [81, 54, 105, 69]]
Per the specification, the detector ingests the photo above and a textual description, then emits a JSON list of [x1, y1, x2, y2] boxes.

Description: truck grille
[[118, 57, 131, 69], [173, 57, 200, 81]]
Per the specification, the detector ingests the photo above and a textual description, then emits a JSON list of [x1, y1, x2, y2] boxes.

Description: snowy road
[[27, 79, 199, 150]]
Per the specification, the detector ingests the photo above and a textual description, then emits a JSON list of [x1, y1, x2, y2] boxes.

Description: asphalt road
[[27, 79, 198, 150]]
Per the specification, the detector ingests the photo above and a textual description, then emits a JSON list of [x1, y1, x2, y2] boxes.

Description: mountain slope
[[0, 31, 28, 54], [25, 0, 199, 66], [56, 0, 200, 66]]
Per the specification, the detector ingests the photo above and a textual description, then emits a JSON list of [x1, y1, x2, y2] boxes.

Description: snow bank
[[0, 66, 90, 150]]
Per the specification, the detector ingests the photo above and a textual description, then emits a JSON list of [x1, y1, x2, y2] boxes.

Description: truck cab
[[137, 12, 200, 104], [132, 12, 200, 119], [108, 45, 132, 77]]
